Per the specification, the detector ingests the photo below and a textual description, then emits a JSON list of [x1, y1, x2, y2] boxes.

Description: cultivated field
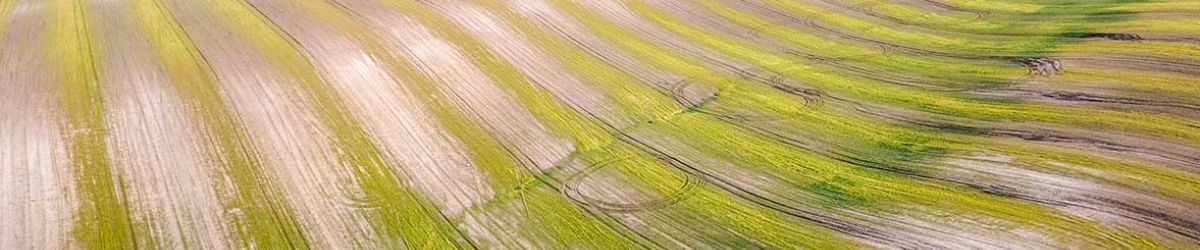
[[1, 0, 1198, 248]]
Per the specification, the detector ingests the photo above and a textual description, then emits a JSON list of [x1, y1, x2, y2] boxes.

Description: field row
[[1, 0, 1197, 248]]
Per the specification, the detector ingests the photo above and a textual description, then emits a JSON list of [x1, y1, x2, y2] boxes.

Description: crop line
[[128, 0, 313, 247], [47, 0, 141, 247]]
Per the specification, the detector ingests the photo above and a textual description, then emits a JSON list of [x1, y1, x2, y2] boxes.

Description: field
[[1, 0, 1198, 248]]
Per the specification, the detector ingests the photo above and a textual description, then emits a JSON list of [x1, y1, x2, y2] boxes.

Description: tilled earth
[[2, 0, 1199, 249]]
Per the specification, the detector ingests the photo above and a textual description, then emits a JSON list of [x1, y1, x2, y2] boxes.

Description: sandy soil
[[245, 0, 495, 216], [0, 1, 75, 248], [332, 0, 573, 171], [2, 0, 1198, 248], [162, 0, 383, 247], [88, 0, 236, 247]]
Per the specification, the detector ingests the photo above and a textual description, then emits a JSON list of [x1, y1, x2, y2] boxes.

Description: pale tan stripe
[[428, 1, 627, 128], [333, 0, 573, 171], [0, 1, 74, 248], [86, 0, 234, 248], [247, 0, 493, 216], [506, 0, 694, 92], [576, 0, 755, 72], [162, 0, 379, 247]]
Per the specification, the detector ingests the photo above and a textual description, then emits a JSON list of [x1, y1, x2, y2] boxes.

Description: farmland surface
[[2, 0, 1199, 248]]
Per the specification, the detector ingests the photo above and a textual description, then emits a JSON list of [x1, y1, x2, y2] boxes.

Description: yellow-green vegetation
[[48, 0, 137, 247], [5, 0, 1198, 248], [196, 0, 466, 247], [374, 0, 623, 151], [129, 0, 307, 247]]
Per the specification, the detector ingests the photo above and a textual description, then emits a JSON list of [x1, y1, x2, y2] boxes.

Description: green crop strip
[[761, 0, 1083, 54], [546, 0, 976, 160], [648, 114, 1159, 248], [677, 0, 1200, 230], [647, 0, 1200, 156], [762, 0, 1199, 59], [48, 0, 138, 247], [285, 0, 523, 192], [541, 0, 879, 240], [470, 0, 681, 124], [128, 0, 308, 247], [285, 0, 643, 247], [852, 1, 1196, 35], [547, 0, 1169, 247], [6, 0, 1198, 247], [575, 144, 864, 249], [376, 1, 871, 246], [681, 0, 1195, 144], [193, 0, 467, 247], [689, 0, 1025, 89], [377, 0, 613, 151], [626, 0, 1200, 146]]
